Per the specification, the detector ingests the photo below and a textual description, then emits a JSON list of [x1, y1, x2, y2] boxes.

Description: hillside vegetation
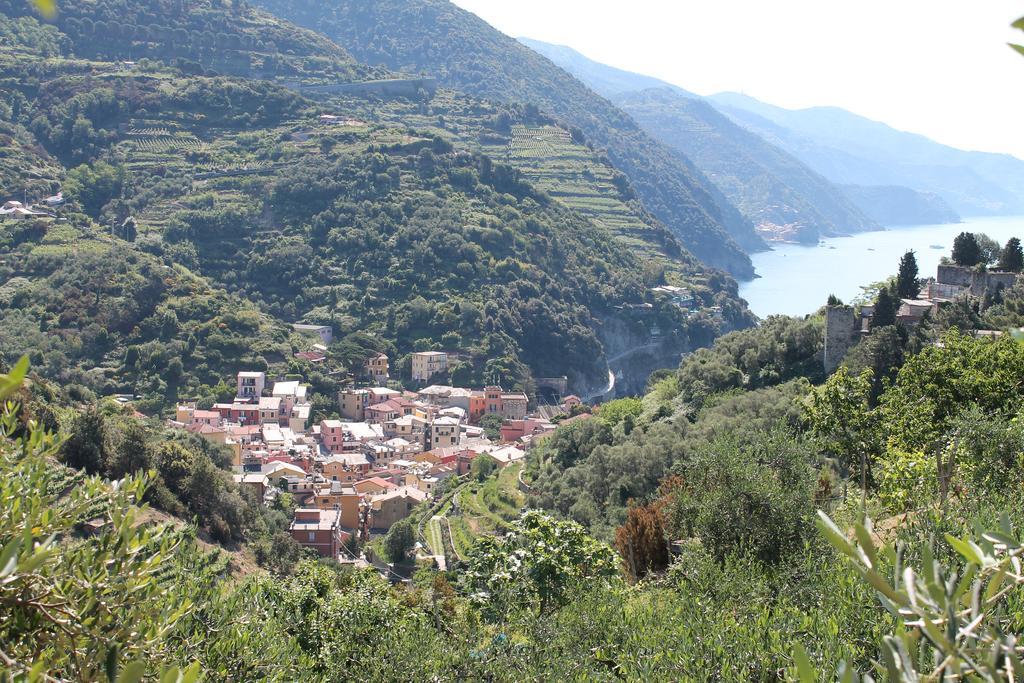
[[8, 281, 1024, 678], [252, 0, 763, 277], [0, 5, 755, 406]]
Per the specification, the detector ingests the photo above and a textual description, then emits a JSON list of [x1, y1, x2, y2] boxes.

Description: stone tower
[[823, 305, 857, 374]]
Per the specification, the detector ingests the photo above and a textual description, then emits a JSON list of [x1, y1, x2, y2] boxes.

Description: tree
[[998, 236, 1024, 272], [805, 367, 878, 492], [803, 513, 1024, 681], [895, 250, 920, 299], [872, 285, 898, 328], [666, 430, 816, 564], [0, 358, 197, 681], [60, 406, 110, 474], [383, 517, 415, 564], [470, 453, 496, 482], [975, 233, 1002, 265], [879, 330, 1024, 452], [108, 418, 152, 479], [479, 413, 504, 441], [841, 325, 907, 402], [951, 231, 982, 267], [463, 511, 618, 617], [64, 160, 126, 218], [615, 497, 670, 582]]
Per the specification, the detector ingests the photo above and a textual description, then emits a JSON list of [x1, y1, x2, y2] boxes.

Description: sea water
[[738, 216, 1024, 318]]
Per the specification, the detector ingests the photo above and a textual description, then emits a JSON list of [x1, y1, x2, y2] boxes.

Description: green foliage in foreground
[[800, 511, 1024, 680], [3, 356, 1024, 679]]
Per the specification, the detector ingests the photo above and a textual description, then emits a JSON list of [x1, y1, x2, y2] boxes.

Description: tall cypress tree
[[997, 237, 1024, 272], [896, 251, 920, 299]]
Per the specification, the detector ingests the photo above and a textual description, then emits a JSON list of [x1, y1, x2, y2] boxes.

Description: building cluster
[[172, 357, 585, 561], [824, 263, 1019, 372], [0, 196, 62, 220]]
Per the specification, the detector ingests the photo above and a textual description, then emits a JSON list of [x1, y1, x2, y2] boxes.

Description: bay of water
[[738, 216, 1024, 318]]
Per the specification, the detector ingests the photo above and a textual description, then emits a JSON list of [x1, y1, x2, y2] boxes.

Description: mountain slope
[[709, 93, 1024, 216], [612, 88, 879, 242], [840, 185, 960, 227], [520, 38, 878, 242], [250, 0, 762, 277], [0, 6, 753, 401], [517, 37, 697, 98]]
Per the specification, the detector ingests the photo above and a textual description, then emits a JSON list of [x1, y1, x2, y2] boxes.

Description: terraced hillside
[[252, 0, 762, 278], [496, 125, 674, 263], [301, 90, 706, 285]]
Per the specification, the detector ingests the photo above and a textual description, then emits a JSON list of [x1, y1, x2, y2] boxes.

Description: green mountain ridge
[[250, 0, 762, 277]]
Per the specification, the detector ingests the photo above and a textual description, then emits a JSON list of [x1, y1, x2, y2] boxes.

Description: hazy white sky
[[452, 0, 1024, 159]]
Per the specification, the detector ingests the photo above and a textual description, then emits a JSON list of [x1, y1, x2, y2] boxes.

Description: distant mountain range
[[520, 38, 1024, 237], [707, 93, 1024, 217]]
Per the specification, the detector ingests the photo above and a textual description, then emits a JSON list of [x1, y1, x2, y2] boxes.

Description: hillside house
[[384, 436, 421, 458], [500, 392, 529, 420], [189, 409, 221, 428], [480, 444, 526, 469], [0, 200, 46, 220], [339, 387, 401, 421], [237, 371, 265, 399], [339, 389, 372, 421], [233, 472, 268, 501], [354, 476, 399, 496], [289, 508, 347, 558], [272, 381, 309, 413], [411, 351, 448, 382], [482, 386, 529, 420], [897, 299, 936, 326], [323, 453, 371, 480], [308, 482, 361, 529], [262, 461, 307, 485], [651, 285, 695, 309], [213, 402, 260, 425], [469, 390, 486, 423], [291, 323, 333, 345], [362, 352, 390, 383], [500, 418, 555, 443], [368, 486, 428, 530], [259, 396, 284, 424], [383, 413, 427, 442], [428, 416, 461, 450]]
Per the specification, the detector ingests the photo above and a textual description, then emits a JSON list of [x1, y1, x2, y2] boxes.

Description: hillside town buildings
[[170, 364, 575, 563]]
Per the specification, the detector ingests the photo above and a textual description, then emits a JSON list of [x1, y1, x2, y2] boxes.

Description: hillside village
[[171, 350, 589, 565]]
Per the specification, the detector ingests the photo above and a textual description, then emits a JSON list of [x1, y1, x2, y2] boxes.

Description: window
[[308, 532, 315, 542]]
